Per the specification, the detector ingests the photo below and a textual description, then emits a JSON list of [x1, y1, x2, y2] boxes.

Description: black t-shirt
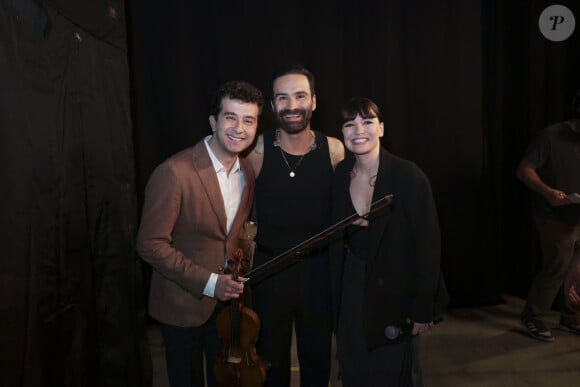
[[522, 121, 580, 224]]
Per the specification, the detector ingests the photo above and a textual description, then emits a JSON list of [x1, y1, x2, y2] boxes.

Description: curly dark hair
[[210, 80, 264, 118]]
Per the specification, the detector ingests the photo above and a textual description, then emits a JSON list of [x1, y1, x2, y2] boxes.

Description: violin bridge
[[227, 356, 242, 364]]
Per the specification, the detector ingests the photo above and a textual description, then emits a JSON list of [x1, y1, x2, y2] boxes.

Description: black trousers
[[251, 251, 332, 387], [161, 304, 224, 387]]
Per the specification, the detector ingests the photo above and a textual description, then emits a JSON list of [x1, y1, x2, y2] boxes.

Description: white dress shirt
[[202, 136, 246, 297]]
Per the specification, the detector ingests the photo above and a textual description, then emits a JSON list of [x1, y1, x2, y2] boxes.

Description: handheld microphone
[[384, 319, 414, 340]]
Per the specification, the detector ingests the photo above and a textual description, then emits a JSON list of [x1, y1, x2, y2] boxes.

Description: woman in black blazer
[[329, 97, 448, 387]]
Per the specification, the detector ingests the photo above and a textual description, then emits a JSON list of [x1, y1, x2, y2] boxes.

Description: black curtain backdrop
[[129, 0, 579, 307], [1, 1, 150, 386]]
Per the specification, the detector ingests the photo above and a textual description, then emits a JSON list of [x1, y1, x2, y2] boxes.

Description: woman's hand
[[412, 321, 435, 335]]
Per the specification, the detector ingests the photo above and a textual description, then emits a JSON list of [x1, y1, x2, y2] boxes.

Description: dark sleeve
[[521, 128, 551, 168], [402, 164, 445, 322]]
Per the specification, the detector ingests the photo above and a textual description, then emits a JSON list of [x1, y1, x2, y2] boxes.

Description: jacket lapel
[[191, 141, 228, 235], [337, 157, 356, 220], [367, 148, 393, 271]]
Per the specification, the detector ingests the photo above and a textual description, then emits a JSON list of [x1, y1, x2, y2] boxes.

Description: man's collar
[[204, 135, 240, 173]]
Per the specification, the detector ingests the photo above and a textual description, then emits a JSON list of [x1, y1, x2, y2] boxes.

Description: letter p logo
[[539, 5, 575, 42], [550, 15, 565, 30]]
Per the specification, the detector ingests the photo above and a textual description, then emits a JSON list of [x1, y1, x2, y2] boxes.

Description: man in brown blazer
[[136, 80, 263, 387]]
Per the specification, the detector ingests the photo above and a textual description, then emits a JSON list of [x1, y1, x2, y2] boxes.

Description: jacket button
[[377, 279, 384, 286]]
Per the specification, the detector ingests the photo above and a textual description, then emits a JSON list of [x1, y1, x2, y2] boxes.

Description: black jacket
[[329, 147, 449, 350]]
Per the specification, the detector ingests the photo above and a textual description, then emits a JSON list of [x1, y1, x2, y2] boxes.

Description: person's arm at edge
[[516, 160, 569, 206]]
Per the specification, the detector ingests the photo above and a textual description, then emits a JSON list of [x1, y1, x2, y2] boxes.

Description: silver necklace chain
[[273, 129, 317, 178], [280, 149, 306, 178]]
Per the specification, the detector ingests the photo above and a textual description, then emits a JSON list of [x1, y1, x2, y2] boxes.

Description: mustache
[[278, 108, 305, 117]]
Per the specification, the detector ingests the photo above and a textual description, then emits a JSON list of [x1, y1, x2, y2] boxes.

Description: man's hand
[[516, 161, 570, 207], [214, 274, 245, 301], [544, 188, 571, 207]]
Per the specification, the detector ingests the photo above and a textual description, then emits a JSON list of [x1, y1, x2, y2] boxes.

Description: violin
[[215, 248, 266, 387]]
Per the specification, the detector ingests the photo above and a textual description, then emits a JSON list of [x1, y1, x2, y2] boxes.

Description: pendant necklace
[[280, 149, 305, 178], [274, 129, 317, 178]]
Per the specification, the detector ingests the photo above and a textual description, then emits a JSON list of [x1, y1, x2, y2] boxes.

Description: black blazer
[[329, 147, 449, 350]]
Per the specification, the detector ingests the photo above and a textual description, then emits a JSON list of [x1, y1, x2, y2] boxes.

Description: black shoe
[[520, 318, 555, 342], [559, 321, 580, 335]]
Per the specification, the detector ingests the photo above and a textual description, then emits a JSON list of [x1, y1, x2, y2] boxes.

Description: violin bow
[[241, 194, 394, 284]]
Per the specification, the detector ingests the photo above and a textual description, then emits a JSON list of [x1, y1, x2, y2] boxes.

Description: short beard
[[276, 108, 313, 134]]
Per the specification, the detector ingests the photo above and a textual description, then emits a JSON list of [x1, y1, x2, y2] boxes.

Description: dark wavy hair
[[270, 63, 315, 96], [341, 97, 382, 124], [210, 80, 264, 118]]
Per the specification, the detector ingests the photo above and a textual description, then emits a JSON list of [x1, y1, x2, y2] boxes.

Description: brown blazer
[[136, 140, 255, 327]]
